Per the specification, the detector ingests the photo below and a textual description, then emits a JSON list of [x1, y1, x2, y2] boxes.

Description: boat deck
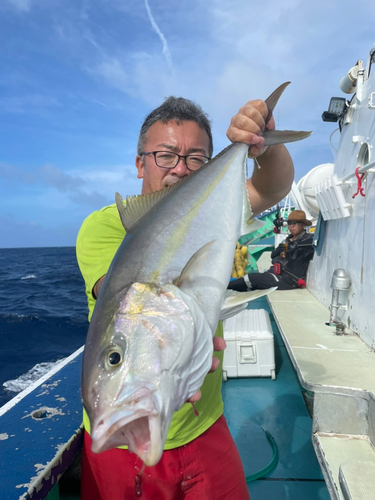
[[223, 296, 330, 499], [256, 252, 375, 500], [0, 294, 331, 500]]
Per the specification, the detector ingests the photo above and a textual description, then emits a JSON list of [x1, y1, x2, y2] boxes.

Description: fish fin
[[219, 288, 277, 320], [264, 82, 291, 124], [115, 193, 128, 229], [240, 226, 267, 245], [115, 182, 187, 231], [241, 213, 267, 235], [220, 302, 248, 321], [175, 241, 216, 288], [263, 129, 313, 147], [262, 82, 313, 146]]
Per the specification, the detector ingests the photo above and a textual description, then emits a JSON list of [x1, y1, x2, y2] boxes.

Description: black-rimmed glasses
[[141, 151, 211, 172], [287, 221, 302, 226]]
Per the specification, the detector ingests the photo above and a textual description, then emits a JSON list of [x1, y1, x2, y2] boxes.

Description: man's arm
[[76, 205, 126, 321], [93, 275, 106, 299], [227, 98, 294, 216], [271, 241, 285, 259]]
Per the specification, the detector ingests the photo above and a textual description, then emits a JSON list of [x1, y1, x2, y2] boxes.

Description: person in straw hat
[[228, 210, 314, 292]]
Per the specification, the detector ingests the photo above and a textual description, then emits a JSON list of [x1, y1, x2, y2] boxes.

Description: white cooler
[[222, 308, 276, 381]]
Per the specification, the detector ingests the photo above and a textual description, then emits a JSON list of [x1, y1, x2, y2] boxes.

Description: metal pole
[[338, 159, 375, 184]]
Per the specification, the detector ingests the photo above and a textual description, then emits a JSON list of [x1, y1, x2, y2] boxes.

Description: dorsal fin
[[115, 180, 187, 232]]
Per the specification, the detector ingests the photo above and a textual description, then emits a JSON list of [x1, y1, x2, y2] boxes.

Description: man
[[76, 94, 294, 500], [228, 210, 314, 292]]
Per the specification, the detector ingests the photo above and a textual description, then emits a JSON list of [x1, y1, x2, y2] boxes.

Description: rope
[[352, 166, 366, 198]]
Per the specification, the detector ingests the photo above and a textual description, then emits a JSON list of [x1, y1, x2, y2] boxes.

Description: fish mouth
[[90, 388, 164, 466]]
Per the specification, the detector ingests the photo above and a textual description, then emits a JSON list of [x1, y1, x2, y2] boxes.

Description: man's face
[[288, 221, 305, 237], [136, 120, 211, 195]]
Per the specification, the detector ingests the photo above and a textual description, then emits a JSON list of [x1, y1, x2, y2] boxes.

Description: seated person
[[228, 210, 314, 291]]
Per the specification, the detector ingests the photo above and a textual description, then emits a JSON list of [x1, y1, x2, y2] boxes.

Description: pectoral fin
[[175, 241, 216, 289], [241, 213, 267, 236], [219, 288, 277, 320]]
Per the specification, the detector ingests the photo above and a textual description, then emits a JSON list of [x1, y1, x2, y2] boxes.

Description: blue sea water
[[0, 247, 89, 408]]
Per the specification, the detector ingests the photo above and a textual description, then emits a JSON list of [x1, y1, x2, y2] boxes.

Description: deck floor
[[58, 296, 331, 500], [223, 297, 330, 500]]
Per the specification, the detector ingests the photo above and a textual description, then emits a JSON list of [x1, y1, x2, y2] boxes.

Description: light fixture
[[328, 268, 351, 335], [322, 97, 347, 122]]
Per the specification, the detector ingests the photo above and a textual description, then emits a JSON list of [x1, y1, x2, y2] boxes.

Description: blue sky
[[1, 0, 375, 248]]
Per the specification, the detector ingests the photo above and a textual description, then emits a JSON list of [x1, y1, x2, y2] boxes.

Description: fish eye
[[107, 349, 122, 367]]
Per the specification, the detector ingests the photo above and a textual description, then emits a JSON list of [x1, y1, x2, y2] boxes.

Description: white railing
[[338, 160, 375, 184]]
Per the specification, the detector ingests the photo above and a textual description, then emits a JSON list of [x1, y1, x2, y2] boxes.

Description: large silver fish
[[81, 82, 312, 466]]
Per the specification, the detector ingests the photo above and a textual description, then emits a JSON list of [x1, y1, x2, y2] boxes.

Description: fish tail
[[264, 82, 291, 123], [263, 129, 313, 146]]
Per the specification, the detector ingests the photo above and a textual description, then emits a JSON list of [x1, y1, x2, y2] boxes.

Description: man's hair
[[137, 96, 213, 157]]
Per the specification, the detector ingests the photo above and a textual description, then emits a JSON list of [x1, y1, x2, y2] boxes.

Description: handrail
[[338, 160, 375, 184]]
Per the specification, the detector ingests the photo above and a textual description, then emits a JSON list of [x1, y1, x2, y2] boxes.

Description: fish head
[[82, 281, 211, 466]]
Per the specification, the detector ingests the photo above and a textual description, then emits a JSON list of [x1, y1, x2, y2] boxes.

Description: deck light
[[322, 97, 347, 122], [328, 268, 351, 334]]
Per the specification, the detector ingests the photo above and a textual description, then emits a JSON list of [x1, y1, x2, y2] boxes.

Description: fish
[[81, 82, 312, 467]]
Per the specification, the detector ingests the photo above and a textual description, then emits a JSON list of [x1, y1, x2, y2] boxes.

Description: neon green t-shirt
[[76, 203, 224, 449]]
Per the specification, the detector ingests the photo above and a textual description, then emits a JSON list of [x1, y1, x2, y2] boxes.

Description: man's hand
[[226, 99, 275, 158], [227, 96, 294, 216], [187, 336, 226, 403]]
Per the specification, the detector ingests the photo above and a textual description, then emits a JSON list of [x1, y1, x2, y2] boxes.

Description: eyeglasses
[[141, 151, 211, 172], [287, 221, 302, 226]]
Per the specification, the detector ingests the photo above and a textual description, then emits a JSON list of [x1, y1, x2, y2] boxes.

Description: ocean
[[0, 246, 89, 408]]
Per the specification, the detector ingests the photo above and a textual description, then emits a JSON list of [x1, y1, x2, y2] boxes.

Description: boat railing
[[0, 347, 84, 500], [338, 159, 375, 184]]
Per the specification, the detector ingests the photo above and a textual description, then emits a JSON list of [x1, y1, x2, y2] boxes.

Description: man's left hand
[[187, 336, 226, 403]]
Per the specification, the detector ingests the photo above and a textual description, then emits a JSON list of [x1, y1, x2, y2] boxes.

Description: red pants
[[81, 415, 250, 500]]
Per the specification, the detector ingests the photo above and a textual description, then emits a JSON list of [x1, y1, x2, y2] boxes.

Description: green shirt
[[76, 203, 224, 449]]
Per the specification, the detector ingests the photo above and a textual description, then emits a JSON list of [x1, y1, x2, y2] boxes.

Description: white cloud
[[4, 0, 32, 12], [40, 164, 85, 191], [0, 162, 110, 207], [0, 163, 35, 184], [68, 164, 142, 200], [2, 0, 375, 248], [93, 58, 129, 92], [0, 94, 61, 114], [0, 160, 142, 214], [144, 0, 175, 76]]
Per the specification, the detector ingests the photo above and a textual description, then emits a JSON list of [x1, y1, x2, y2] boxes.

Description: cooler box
[[222, 308, 276, 381]]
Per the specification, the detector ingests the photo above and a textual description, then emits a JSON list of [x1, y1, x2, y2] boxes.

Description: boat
[[256, 43, 375, 499], [2, 44, 375, 500]]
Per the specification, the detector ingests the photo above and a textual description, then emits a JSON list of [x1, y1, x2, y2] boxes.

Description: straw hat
[[287, 210, 312, 226]]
